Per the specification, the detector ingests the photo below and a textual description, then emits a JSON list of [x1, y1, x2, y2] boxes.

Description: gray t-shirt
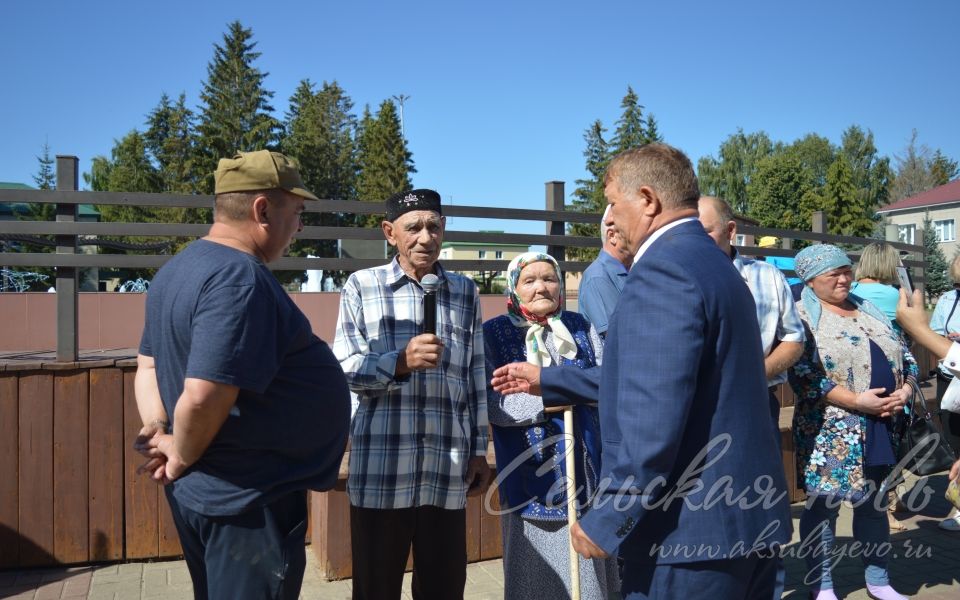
[[140, 239, 349, 516]]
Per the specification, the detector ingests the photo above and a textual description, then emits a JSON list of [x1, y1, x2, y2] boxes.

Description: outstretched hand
[[491, 362, 542, 396]]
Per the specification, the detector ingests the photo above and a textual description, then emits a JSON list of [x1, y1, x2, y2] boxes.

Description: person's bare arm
[[490, 362, 542, 396], [146, 378, 239, 483], [133, 354, 170, 478], [825, 386, 905, 418], [134, 354, 168, 430], [897, 288, 952, 360], [765, 341, 803, 380]]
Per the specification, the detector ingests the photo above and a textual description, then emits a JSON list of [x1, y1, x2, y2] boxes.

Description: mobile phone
[[895, 266, 913, 297]]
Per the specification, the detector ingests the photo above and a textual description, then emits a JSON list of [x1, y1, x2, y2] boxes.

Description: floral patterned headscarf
[[505, 252, 577, 366]]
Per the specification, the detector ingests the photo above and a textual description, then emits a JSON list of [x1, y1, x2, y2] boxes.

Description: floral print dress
[[789, 302, 918, 500]]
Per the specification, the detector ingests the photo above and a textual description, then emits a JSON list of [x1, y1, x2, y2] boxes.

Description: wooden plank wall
[[0, 365, 181, 569], [9, 351, 918, 570]]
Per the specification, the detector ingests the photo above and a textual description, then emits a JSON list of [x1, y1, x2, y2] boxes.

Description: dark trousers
[[164, 488, 308, 600], [621, 554, 778, 600], [350, 505, 466, 600]]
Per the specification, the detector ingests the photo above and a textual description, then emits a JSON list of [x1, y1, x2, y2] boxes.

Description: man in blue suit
[[494, 144, 791, 599]]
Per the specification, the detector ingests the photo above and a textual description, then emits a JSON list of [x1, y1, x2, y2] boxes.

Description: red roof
[[879, 179, 960, 213]]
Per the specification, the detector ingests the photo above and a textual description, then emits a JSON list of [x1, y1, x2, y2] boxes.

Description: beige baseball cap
[[214, 150, 318, 200]]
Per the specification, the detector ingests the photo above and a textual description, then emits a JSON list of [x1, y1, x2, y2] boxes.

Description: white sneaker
[[939, 513, 960, 531]]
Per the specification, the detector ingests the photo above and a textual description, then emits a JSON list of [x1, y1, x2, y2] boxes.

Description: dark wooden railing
[[0, 156, 931, 574]]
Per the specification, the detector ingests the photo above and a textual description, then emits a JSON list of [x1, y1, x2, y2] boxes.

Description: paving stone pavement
[[3, 486, 959, 599]]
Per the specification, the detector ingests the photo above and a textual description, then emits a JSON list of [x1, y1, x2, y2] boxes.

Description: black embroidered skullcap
[[385, 189, 442, 221]]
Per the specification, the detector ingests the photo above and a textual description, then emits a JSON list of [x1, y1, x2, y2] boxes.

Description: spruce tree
[[644, 113, 662, 143], [611, 86, 648, 152], [281, 79, 358, 260], [194, 21, 280, 193], [839, 125, 891, 231], [29, 142, 56, 221], [922, 214, 951, 303], [824, 154, 872, 237], [146, 92, 198, 195], [567, 120, 609, 261], [355, 100, 415, 227], [33, 142, 55, 190], [930, 149, 959, 186]]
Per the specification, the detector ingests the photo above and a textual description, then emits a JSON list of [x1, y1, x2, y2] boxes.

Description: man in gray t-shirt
[[134, 151, 349, 600]]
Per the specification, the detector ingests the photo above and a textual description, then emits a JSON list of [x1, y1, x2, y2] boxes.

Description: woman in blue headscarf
[[788, 244, 917, 600], [483, 251, 616, 600]]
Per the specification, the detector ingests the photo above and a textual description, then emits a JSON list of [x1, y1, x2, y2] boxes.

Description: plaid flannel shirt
[[333, 258, 488, 510]]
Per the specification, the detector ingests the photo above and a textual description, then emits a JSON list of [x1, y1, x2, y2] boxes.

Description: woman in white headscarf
[[483, 252, 616, 600]]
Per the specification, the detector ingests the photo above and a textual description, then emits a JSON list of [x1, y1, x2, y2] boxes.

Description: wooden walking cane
[[563, 405, 582, 600], [547, 404, 581, 600]]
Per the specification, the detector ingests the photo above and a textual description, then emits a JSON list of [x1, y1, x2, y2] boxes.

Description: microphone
[[421, 274, 439, 335]]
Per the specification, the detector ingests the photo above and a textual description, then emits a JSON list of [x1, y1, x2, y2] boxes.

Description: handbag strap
[[907, 378, 930, 422], [946, 291, 960, 333]]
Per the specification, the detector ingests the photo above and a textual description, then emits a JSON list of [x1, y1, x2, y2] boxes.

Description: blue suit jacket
[[544, 220, 791, 564]]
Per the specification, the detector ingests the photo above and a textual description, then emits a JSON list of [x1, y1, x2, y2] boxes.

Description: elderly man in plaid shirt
[[334, 188, 491, 600]]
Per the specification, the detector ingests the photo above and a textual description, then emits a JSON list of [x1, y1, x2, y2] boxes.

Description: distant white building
[[877, 179, 960, 257]]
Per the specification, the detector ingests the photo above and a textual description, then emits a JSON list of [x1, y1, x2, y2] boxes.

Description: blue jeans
[[798, 467, 891, 590]]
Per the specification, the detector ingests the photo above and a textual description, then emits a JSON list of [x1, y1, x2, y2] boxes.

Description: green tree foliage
[[281, 79, 359, 270], [566, 88, 661, 261], [823, 153, 875, 237], [282, 79, 357, 203], [611, 86, 653, 152], [86, 131, 170, 279], [922, 214, 951, 302], [644, 113, 662, 143], [784, 134, 835, 188], [567, 121, 610, 261], [930, 149, 959, 186], [194, 21, 280, 193], [33, 142, 55, 190], [702, 126, 894, 236], [144, 92, 209, 224], [145, 92, 198, 194], [747, 153, 816, 232], [28, 142, 56, 221], [697, 129, 777, 214], [355, 100, 415, 227], [839, 126, 891, 226]]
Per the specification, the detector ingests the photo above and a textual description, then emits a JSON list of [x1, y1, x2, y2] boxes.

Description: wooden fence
[[0, 155, 931, 574]]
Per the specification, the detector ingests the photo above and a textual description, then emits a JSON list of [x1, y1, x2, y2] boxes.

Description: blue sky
[[2, 1, 958, 236]]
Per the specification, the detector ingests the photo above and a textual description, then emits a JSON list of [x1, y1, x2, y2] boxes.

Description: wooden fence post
[[55, 156, 79, 362], [811, 210, 827, 238], [545, 181, 565, 293]]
